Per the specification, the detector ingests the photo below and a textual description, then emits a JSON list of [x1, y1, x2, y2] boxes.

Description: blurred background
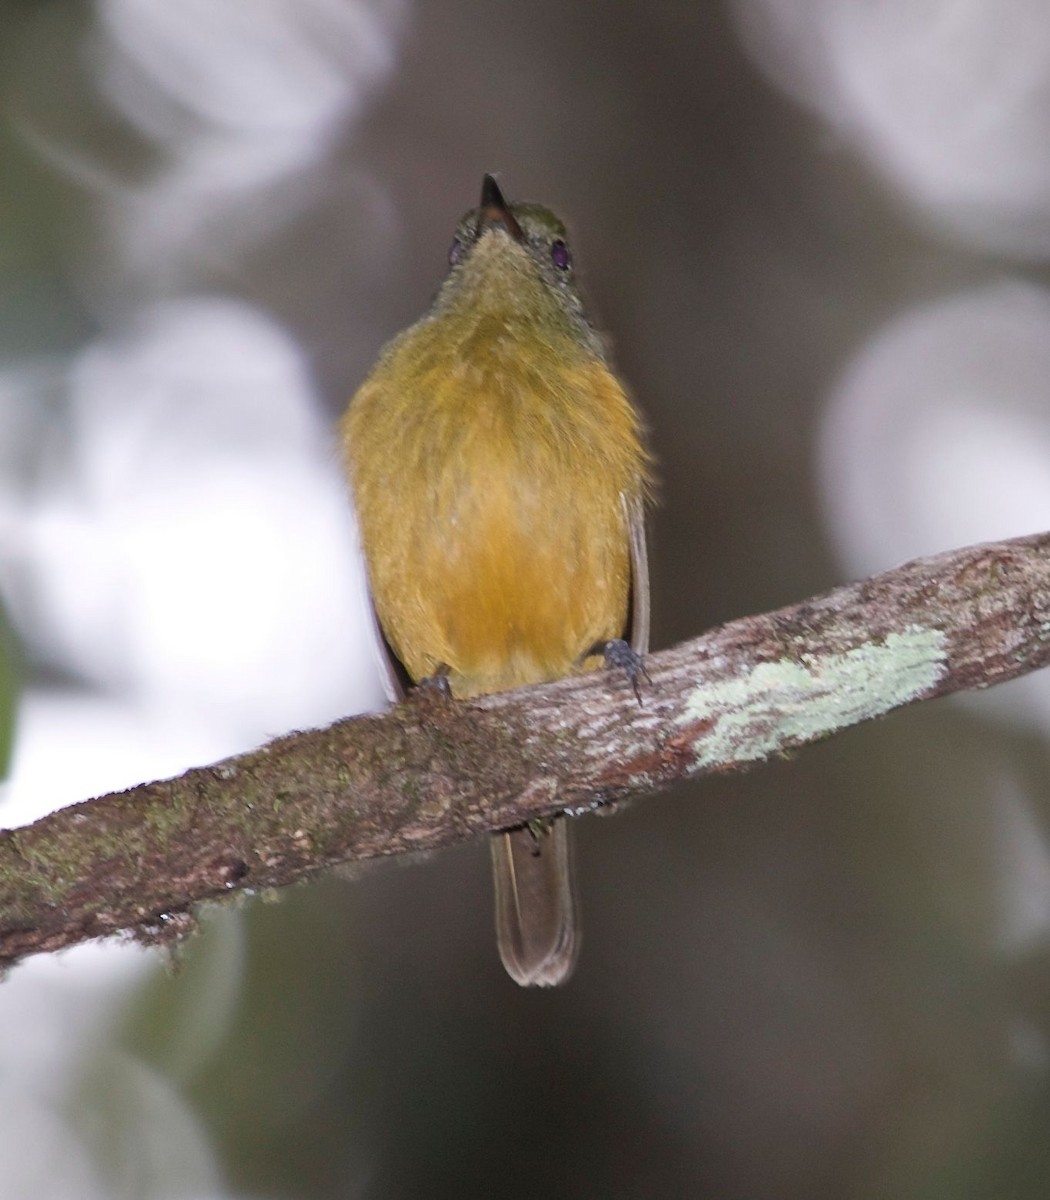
[[3, 0, 1050, 1196]]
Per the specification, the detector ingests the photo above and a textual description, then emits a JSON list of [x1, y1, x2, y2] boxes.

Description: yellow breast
[[343, 309, 648, 699]]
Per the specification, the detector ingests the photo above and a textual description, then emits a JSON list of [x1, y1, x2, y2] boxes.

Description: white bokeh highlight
[[0, 944, 222, 1200], [1, 295, 383, 829], [93, 0, 404, 279], [731, 0, 1050, 258], [819, 280, 1050, 728], [0, 2, 403, 1192]]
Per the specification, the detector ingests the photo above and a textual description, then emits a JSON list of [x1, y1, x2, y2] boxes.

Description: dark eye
[[550, 239, 571, 270], [449, 238, 464, 266]]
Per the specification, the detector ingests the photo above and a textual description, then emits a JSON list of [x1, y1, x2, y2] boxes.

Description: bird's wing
[[623, 490, 650, 656], [363, 590, 413, 704]]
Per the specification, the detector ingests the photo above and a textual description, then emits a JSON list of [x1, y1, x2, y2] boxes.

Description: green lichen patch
[[677, 626, 949, 770]]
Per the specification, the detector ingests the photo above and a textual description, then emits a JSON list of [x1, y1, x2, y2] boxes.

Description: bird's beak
[[479, 174, 525, 242]]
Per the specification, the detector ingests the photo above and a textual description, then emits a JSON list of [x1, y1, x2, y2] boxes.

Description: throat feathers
[[342, 175, 652, 986]]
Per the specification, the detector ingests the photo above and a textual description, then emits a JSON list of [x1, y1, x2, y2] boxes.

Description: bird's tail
[[491, 817, 579, 987]]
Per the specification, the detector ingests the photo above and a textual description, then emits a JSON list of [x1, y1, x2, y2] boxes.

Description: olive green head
[[432, 175, 602, 354]]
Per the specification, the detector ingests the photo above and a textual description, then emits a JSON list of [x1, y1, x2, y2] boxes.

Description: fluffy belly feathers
[[345, 337, 647, 698]]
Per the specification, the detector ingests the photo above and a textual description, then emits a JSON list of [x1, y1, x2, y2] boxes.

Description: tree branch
[[3, 530, 1049, 970]]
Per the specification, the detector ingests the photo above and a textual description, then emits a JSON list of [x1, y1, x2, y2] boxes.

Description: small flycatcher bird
[[341, 175, 652, 986]]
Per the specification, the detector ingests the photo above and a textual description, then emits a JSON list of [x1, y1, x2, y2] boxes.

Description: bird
[[341, 174, 652, 986]]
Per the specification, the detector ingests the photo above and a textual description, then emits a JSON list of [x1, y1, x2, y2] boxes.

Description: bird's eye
[[449, 238, 464, 266], [550, 239, 571, 270]]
